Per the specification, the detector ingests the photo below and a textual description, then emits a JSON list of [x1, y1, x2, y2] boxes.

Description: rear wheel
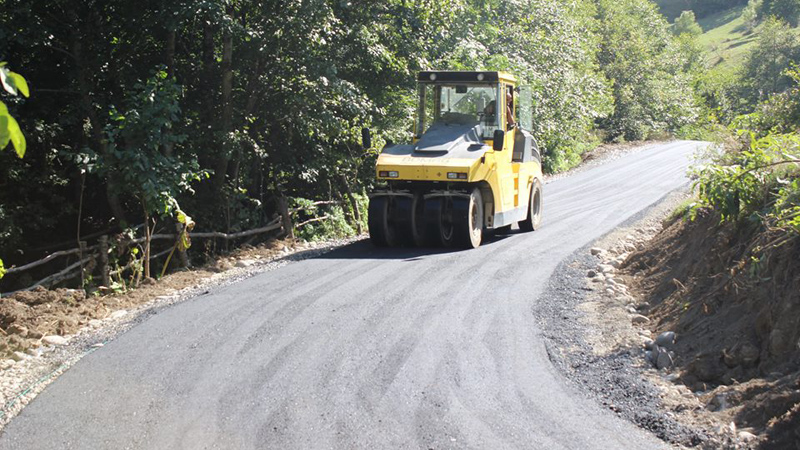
[[445, 188, 483, 249], [410, 193, 429, 246], [519, 179, 543, 232], [368, 196, 397, 247], [392, 194, 429, 247]]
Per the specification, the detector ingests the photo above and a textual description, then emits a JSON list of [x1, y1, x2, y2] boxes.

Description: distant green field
[[696, 5, 757, 70]]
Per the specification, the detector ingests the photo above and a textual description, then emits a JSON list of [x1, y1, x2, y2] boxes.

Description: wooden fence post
[[176, 223, 190, 269], [279, 195, 295, 240], [79, 240, 88, 287], [98, 235, 110, 287]]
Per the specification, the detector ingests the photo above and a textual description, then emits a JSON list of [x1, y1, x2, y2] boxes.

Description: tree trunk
[[143, 202, 151, 280], [212, 24, 234, 191], [165, 29, 176, 78], [200, 22, 216, 171], [162, 28, 177, 157], [72, 32, 128, 225], [278, 195, 295, 240], [98, 235, 110, 287], [339, 174, 363, 234]]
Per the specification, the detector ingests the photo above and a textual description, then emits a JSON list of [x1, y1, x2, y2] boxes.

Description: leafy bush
[[731, 66, 800, 135], [673, 11, 703, 36], [739, 18, 800, 106], [595, 0, 700, 141], [692, 133, 800, 231]]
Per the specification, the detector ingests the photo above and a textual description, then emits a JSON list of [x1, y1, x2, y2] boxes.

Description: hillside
[[697, 5, 758, 70], [655, 0, 748, 22]]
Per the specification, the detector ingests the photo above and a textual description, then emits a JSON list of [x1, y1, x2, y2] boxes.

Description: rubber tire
[[438, 197, 459, 248], [447, 188, 484, 249], [410, 193, 429, 247], [392, 196, 415, 247], [423, 197, 446, 247], [519, 179, 543, 232], [368, 196, 397, 247]]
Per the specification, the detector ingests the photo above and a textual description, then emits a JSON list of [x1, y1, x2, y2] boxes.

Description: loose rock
[[110, 310, 128, 320], [598, 264, 616, 274], [11, 351, 27, 362], [738, 431, 757, 442], [586, 269, 597, 278], [656, 348, 674, 370], [655, 331, 676, 348], [0, 359, 16, 370], [590, 247, 604, 256], [42, 335, 68, 346], [631, 314, 650, 325]]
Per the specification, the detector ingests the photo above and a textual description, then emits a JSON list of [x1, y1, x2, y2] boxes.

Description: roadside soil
[[622, 209, 800, 449], [537, 188, 799, 449]]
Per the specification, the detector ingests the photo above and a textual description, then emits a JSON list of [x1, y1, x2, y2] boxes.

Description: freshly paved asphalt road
[[0, 141, 701, 449]]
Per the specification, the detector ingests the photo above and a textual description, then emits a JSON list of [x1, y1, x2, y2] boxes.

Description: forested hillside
[[0, 0, 700, 283]]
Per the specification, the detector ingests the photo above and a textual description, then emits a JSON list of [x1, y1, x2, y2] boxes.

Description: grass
[[696, 5, 758, 70]]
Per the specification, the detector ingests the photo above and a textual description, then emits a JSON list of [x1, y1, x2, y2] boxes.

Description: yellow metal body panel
[[375, 71, 543, 220], [376, 141, 542, 217]]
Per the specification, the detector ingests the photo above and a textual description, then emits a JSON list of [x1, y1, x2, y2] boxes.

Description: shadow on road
[[315, 230, 518, 261]]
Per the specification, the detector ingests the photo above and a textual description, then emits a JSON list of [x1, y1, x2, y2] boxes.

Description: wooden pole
[[98, 235, 110, 287], [278, 196, 295, 240], [176, 222, 190, 269]]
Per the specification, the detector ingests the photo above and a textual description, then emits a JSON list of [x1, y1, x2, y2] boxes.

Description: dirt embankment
[[622, 210, 800, 448]]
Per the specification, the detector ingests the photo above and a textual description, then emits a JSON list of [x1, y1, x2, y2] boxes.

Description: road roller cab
[[369, 71, 543, 249]]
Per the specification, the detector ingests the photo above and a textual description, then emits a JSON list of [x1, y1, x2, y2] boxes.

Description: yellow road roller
[[368, 71, 543, 248]]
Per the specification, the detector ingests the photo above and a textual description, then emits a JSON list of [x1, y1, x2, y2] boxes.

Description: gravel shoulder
[[533, 187, 711, 448]]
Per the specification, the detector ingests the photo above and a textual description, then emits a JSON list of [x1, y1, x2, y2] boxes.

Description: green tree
[[0, 63, 29, 282], [740, 18, 800, 105], [742, 0, 764, 30], [98, 69, 203, 279], [0, 63, 28, 158], [595, 0, 700, 140], [673, 11, 703, 37], [763, 0, 800, 26]]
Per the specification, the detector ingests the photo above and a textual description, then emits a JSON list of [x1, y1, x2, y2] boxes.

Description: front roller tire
[[423, 189, 484, 249], [451, 187, 484, 249], [368, 196, 397, 247], [519, 179, 543, 232]]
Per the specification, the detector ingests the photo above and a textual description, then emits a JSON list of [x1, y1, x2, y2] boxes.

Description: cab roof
[[417, 71, 517, 85]]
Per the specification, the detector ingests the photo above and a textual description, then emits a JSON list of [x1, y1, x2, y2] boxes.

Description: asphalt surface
[[0, 141, 701, 450]]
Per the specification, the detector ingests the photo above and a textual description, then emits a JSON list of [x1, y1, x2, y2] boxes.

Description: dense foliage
[[655, 0, 749, 21], [0, 0, 701, 272]]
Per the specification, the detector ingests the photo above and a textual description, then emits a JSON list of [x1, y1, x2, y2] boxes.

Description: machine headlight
[[447, 172, 468, 180], [379, 171, 399, 178]]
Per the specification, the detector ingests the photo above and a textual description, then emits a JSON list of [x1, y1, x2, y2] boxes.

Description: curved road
[[0, 141, 700, 449]]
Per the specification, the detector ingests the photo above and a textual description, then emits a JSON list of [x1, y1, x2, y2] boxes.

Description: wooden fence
[[0, 199, 349, 296]]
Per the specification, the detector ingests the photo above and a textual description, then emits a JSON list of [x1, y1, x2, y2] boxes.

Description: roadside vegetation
[[628, 1, 800, 445], [0, 0, 702, 291]]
